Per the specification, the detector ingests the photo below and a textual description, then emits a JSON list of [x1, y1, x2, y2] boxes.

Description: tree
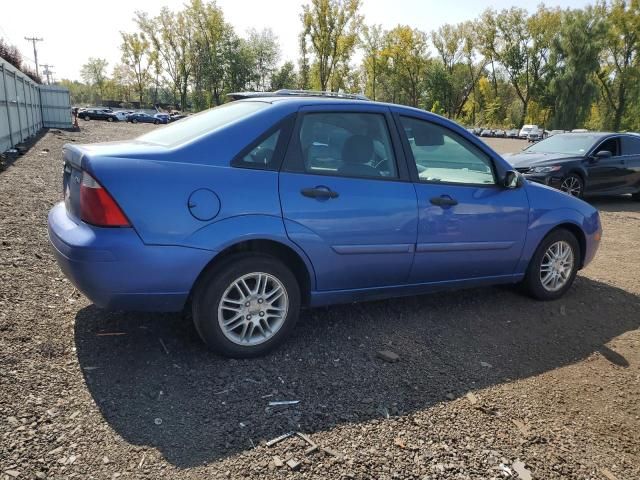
[[136, 7, 194, 110], [80, 57, 108, 101], [548, 7, 605, 130], [596, 0, 640, 131], [484, 6, 560, 125], [247, 28, 280, 91], [379, 26, 428, 107], [361, 24, 384, 100], [301, 0, 362, 91], [120, 32, 154, 104], [188, 0, 229, 106], [270, 61, 298, 90]]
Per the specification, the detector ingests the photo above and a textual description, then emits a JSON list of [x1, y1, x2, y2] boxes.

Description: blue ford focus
[[48, 91, 602, 357]]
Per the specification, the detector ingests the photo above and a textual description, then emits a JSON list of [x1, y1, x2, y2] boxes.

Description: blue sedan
[[48, 91, 602, 357]]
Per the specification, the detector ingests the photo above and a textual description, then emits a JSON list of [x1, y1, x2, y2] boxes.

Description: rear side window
[[621, 136, 640, 155], [233, 130, 281, 169], [291, 112, 398, 179], [400, 116, 495, 186], [137, 101, 268, 146]]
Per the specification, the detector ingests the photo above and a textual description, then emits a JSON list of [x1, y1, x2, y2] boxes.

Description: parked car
[[48, 91, 602, 357], [506, 129, 519, 138], [519, 124, 538, 139], [527, 129, 543, 143], [494, 129, 506, 138], [504, 132, 640, 198], [154, 112, 171, 123], [126, 112, 165, 124], [480, 129, 494, 137], [547, 129, 565, 137], [112, 111, 129, 121], [170, 113, 188, 122], [79, 108, 120, 122]]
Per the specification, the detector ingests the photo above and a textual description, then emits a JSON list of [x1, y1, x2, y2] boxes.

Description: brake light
[[80, 171, 130, 227]]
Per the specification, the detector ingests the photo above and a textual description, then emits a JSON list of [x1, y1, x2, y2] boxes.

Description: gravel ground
[[1, 122, 639, 480]]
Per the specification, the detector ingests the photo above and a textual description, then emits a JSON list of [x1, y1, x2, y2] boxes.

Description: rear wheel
[[132, 118, 138, 124], [107, 117, 114, 122], [192, 254, 301, 357], [522, 229, 580, 300], [154, 119, 159, 125], [559, 174, 583, 198]]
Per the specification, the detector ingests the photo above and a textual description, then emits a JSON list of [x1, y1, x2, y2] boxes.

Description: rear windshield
[[137, 101, 268, 146]]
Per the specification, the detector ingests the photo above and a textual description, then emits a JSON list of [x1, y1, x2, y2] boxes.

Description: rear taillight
[[80, 171, 130, 227]]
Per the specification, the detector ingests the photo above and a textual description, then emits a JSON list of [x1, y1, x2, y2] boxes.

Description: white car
[[112, 111, 128, 121], [519, 124, 539, 139]]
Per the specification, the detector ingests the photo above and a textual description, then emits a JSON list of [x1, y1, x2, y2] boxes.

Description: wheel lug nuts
[[258, 298, 263, 304], [245, 302, 250, 307], [259, 311, 264, 317], [247, 314, 252, 320]]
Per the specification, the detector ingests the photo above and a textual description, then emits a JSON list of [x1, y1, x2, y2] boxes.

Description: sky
[[1, 0, 595, 82]]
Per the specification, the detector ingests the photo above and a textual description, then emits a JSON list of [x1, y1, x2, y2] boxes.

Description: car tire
[[192, 253, 301, 358], [632, 191, 640, 201], [154, 120, 159, 125], [107, 117, 113, 122], [559, 174, 584, 198], [83, 115, 89, 121], [522, 229, 580, 301], [132, 118, 138, 124]]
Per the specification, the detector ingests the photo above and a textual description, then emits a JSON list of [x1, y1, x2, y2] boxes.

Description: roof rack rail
[[227, 89, 369, 101]]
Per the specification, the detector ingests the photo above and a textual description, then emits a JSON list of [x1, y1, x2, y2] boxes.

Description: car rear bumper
[[47, 202, 214, 312]]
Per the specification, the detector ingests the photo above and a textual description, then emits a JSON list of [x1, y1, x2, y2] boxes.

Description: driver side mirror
[[592, 150, 612, 161], [503, 170, 522, 189]]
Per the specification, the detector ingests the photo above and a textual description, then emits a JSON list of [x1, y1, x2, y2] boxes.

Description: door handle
[[430, 195, 458, 207], [301, 186, 339, 199]]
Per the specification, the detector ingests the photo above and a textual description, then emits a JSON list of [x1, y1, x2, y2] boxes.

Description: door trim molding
[[416, 241, 514, 252]]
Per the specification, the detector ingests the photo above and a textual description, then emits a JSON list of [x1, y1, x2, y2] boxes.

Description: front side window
[[295, 112, 398, 179], [400, 116, 495, 186], [596, 137, 620, 156]]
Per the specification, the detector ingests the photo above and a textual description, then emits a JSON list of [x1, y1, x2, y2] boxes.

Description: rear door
[[620, 135, 640, 192], [279, 104, 418, 291]]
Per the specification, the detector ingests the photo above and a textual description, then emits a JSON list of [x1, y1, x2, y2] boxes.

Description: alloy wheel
[[217, 272, 289, 346], [539, 240, 574, 292], [560, 176, 582, 197]]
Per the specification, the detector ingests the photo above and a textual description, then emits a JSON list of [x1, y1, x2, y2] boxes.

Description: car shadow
[[590, 195, 640, 213], [74, 276, 639, 468]]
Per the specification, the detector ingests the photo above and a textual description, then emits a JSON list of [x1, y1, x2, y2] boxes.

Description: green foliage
[[64, 0, 640, 131]]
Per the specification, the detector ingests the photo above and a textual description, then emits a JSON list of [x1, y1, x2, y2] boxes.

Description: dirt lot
[[1, 122, 639, 480]]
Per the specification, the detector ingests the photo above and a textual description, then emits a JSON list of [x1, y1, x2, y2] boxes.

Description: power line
[[24, 36, 43, 77]]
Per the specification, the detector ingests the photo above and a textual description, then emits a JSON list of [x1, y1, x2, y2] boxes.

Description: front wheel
[[560, 174, 583, 198], [522, 229, 580, 300], [154, 120, 159, 125], [192, 254, 301, 357]]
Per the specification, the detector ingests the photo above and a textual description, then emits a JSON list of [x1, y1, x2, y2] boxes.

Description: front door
[[396, 115, 530, 283], [586, 136, 629, 194], [279, 106, 417, 291]]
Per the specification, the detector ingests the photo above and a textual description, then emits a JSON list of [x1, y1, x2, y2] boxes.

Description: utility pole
[[42, 64, 54, 84], [24, 36, 43, 77]]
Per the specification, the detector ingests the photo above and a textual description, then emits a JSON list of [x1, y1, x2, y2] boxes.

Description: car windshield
[[138, 101, 268, 146], [525, 134, 601, 155]]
